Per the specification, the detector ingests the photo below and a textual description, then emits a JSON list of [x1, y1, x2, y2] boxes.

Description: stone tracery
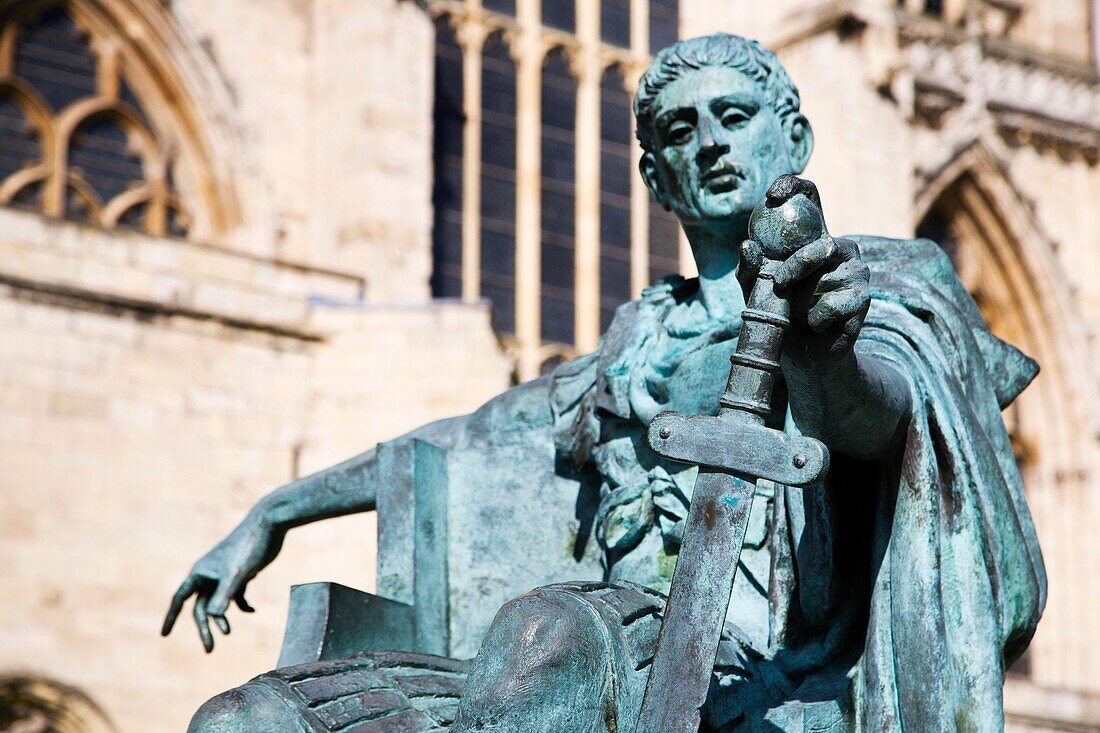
[[0, 0, 232, 240]]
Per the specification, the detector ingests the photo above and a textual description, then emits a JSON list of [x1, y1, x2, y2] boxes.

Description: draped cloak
[[543, 236, 1046, 731]]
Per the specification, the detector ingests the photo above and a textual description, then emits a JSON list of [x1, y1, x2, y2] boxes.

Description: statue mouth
[[701, 165, 746, 193]]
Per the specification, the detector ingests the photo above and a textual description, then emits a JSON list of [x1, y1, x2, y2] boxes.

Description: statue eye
[[666, 120, 694, 145], [721, 109, 750, 127]]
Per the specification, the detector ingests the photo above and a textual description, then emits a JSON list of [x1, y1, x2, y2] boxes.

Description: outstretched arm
[[161, 447, 380, 652], [255, 448, 380, 530], [162, 414, 468, 652]]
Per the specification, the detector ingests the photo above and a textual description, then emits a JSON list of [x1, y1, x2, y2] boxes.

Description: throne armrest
[[277, 582, 414, 668]]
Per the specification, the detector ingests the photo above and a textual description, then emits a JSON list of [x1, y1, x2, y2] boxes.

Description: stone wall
[[0, 72, 509, 732], [0, 0, 467, 726], [2, 0, 1099, 730], [167, 0, 435, 298]]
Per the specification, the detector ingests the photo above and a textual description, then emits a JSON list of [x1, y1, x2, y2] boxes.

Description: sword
[[636, 176, 832, 733]]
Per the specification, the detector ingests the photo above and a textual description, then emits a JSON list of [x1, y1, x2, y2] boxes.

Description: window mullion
[[94, 37, 120, 100], [459, 19, 486, 301], [513, 0, 543, 381], [573, 0, 601, 352]]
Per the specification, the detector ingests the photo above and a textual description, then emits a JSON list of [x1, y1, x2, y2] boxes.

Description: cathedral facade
[[0, 0, 1097, 730]]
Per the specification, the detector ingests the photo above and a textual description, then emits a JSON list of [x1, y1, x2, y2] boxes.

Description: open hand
[[161, 517, 283, 652]]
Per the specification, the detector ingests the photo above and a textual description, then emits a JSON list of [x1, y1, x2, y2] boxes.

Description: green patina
[[170, 33, 1045, 733]]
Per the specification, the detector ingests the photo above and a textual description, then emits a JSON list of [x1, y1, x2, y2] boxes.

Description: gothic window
[[12, 7, 97, 113], [542, 2, 575, 34], [430, 18, 465, 300], [0, 95, 41, 185], [479, 33, 518, 335], [601, 0, 632, 48], [427, 0, 681, 378], [599, 66, 633, 331], [916, 206, 960, 267], [482, 0, 516, 16], [0, 2, 198, 238], [540, 49, 576, 345], [649, 198, 680, 283], [649, 0, 679, 52]]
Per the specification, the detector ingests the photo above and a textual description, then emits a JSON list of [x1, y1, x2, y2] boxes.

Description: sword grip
[[719, 260, 788, 423]]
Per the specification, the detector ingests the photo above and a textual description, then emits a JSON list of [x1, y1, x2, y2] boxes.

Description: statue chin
[[670, 187, 764, 234], [675, 204, 754, 236]]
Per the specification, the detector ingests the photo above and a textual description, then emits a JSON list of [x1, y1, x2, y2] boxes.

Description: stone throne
[[259, 427, 607, 729], [279, 433, 605, 667]]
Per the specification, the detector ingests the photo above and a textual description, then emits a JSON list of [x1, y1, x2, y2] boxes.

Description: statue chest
[[659, 338, 738, 418]]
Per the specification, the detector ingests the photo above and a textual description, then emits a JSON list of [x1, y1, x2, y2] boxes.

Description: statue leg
[[452, 581, 664, 733], [188, 683, 306, 733]]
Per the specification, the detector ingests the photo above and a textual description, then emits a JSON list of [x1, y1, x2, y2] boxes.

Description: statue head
[[634, 34, 813, 236]]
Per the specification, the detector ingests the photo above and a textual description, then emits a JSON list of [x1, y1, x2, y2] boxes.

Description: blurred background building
[[0, 0, 1097, 730]]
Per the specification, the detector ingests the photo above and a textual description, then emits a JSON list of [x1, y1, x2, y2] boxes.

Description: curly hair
[[633, 33, 802, 153]]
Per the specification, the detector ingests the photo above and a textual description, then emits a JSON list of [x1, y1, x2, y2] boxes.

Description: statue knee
[[188, 683, 303, 733], [454, 587, 616, 732], [493, 588, 610, 669]]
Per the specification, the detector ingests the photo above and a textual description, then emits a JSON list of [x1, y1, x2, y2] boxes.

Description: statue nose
[[695, 117, 730, 168]]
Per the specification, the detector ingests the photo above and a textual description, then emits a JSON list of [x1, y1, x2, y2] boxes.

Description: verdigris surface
[[165, 33, 1045, 732]]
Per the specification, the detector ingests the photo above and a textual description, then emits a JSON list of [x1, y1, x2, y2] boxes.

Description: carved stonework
[[900, 16, 1100, 162]]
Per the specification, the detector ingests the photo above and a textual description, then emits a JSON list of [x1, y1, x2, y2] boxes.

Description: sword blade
[[635, 467, 758, 733]]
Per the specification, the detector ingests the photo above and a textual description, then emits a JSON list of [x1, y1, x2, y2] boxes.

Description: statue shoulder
[[849, 235, 954, 283], [849, 234, 977, 320], [851, 234, 1038, 408]]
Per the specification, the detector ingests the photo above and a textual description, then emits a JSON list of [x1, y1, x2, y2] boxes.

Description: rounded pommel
[[748, 174, 829, 261]]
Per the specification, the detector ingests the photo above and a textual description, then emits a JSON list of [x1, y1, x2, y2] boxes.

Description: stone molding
[[0, 207, 364, 337], [899, 14, 1100, 162], [1005, 678, 1100, 732]]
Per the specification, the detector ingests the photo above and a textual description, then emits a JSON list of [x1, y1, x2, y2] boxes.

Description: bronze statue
[[166, 34, 1045, 732]]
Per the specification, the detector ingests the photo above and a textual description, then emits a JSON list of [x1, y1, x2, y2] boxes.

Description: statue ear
[[785, 113, 814, 173], [640, 152, 672, 211]]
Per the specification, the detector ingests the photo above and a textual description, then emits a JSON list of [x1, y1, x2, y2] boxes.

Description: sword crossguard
[[648, 412, 829, 488]]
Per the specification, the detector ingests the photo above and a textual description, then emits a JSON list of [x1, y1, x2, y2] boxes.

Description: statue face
[[640, 66, 811, 234]]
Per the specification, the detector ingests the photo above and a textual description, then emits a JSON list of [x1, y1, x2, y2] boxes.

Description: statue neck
[[682, 221, 747, 322]]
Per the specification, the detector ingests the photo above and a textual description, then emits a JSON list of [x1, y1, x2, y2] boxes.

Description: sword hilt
[[719, 174, 831, 426], [719, 262, 788, 425]]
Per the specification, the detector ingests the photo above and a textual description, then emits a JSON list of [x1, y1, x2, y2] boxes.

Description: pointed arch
[[916, 139, 1095, 481], [0, 673, 114, 733]]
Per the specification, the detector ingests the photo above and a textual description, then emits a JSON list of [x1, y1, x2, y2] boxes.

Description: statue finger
[[161, 576, 197, 636], [765, 174, 821, 210], [206, 575, 239, 618], [841, 313, 865, 339], [808, 288, 866, 332], [774, 237, 852, 289], [234, 590, 255, 614], [812, 258, 870, 295], [212, 614, 230, 635], [737, 239, 763, 291], [193, 594, 215, 653]]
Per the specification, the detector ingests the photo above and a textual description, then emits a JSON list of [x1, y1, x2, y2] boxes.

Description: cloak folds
[[546, 237, 1046, 731], [846, 237, 1045, 732]]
